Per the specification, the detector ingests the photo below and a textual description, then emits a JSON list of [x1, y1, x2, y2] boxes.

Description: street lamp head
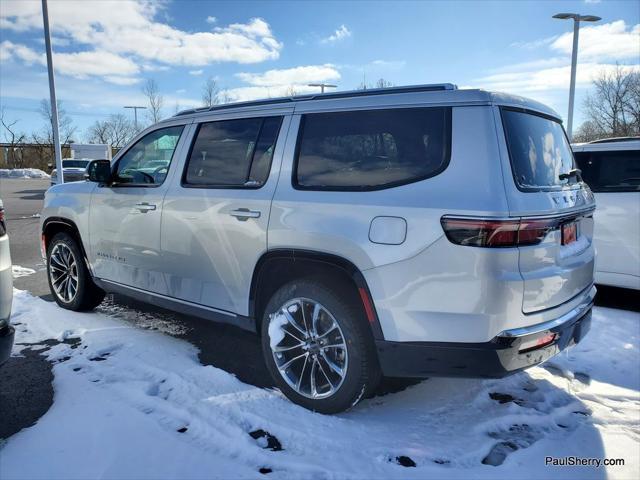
[[553, 13, 578, 20], [553, 13, 601, 22]]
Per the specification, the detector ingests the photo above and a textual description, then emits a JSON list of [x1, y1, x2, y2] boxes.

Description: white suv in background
[[573, 138, 640, 290], [40, 85, 596, 413]]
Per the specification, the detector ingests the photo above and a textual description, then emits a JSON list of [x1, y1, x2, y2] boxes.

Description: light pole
[[308, 83, 337, 94], [42, 0, 63, 183], [124, 105, 146, 131], [553, 13, 601, 140]]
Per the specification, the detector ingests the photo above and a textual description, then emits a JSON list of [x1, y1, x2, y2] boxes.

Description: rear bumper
[[0, 325, 15, 366], [376, 296, 593, 378]]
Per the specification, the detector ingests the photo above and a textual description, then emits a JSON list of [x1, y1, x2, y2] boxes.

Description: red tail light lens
[[441, 217, 560, 248], [519, 332, 557, 353]]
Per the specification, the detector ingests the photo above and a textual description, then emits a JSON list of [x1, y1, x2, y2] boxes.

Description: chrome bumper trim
[[498, 285, 596, 338]]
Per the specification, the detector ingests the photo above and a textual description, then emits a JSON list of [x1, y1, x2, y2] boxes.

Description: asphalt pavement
[[0, 178, 637, 440]]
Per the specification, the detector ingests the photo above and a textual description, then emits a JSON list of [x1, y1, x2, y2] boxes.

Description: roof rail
[[174, 83, 458, 117], [588, 136, 640, 144]]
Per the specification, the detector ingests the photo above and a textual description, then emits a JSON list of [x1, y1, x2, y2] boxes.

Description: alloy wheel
[[269, 297, 349, 399], [49, 243, 79, 303]]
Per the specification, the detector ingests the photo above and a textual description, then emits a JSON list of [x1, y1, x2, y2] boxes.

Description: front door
[[161, 114, 289, 315], [89, 124, 188, 292]]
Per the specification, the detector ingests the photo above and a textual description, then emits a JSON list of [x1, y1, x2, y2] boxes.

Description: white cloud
[[206, 16, 217, 24], [321, 25, 351, 44], [1, 40, 141, 84], [225, 84, 320, 102], [228, 64, 342, 102], [189, 70, 204, 76], [550, 20, 639, 61], [510, 35, 558, 50], [369, 59, 406, 69], [476, 62, 639, 94], [480, 20, 640, 95], [103, 76, 141, 86], [237, 64, 340, 87], [0, 1, 282, 84]]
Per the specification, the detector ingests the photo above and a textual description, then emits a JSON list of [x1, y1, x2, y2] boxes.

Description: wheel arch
[[249, 249, 384, 340], [42, 217, 92, 274]]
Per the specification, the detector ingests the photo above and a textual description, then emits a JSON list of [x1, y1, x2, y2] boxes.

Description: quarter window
[[113, 126, 184, 186], [294, 107, 451, 190], [184, 116, 282, 187]]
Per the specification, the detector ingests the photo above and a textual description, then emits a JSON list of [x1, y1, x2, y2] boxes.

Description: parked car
[[40, 84, 596, 413], [50, 159, 91, 186], [0, 198, 15, 366], [572, 137, 640, 290]]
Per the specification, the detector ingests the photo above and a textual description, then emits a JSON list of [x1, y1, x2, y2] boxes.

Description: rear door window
[[294, 107, 451, 191], [574, 150, 640, 192], [501, 108, 576, 190], [183, 116, 282, 188]]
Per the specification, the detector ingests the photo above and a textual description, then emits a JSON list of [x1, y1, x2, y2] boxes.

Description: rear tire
[[47, 232, 105, 311], [261, 278, 380, 414]]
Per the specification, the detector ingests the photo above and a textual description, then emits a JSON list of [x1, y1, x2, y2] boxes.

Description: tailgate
[[518, 208, 595, 312], [498, 107, 596, 313]]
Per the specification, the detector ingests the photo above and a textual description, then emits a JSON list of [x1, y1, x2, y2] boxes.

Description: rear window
[[294, 107, 451, 191], [501, 109, 576, 190], [574, 150, 640, 192]]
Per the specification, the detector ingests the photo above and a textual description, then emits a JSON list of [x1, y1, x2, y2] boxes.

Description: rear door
[[574, 147, 640, 288], [497, 107, 596, 313], [161, 114, 290, 315]]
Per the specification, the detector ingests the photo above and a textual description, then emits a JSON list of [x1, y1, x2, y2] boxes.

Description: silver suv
[[40, 84, 596, 413]]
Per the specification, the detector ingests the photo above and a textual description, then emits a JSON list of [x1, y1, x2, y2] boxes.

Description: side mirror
[[86, 159, 112, 183]]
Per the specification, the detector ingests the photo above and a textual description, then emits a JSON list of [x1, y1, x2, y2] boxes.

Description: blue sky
[[0, 0, 638, 140]]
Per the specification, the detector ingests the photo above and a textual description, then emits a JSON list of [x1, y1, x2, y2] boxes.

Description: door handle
[[135, 202, 157, 212], [229, 208, 261, 221]]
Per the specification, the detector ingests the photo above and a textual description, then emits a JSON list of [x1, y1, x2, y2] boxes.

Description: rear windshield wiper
[[559, 168, 582, 181]]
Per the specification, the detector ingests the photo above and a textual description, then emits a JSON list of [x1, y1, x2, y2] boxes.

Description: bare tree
[[0, 108, 26, 168], [87, 114, 136, 149], [31, 99, 76, 166], [35, 99, 76, 145], [201, 76, 220, 107], [357, 77, 393, 90], [580, 65, 640, 140], [142, 79, 164, 123], [219, 89, 233, 104], [375, 78, 393, 89], [285, 85, 298, 97], [573, 120, 606, 143]]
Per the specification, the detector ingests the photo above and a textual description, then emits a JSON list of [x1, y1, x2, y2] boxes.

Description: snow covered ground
[[0, 168, 50, 179], [0, 287, 638, 480]]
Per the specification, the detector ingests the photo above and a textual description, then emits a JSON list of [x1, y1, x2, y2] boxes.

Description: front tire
[[261, 279, 380, 414], [47, 232, 105, 311]]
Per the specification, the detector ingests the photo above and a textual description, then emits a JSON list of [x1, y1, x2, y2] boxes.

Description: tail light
[[519, 332, 557, 353], [441, 216, 560, 248]]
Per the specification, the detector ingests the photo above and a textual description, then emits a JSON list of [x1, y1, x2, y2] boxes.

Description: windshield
[[62, 160, 90, 169], [501, 109, 576, 189]]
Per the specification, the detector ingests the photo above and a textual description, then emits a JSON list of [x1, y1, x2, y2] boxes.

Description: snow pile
[[1, 289, 638, 479], [11, 265, 36, 279], [0, 168, 50, 179], [268, 311, 290, 350]]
